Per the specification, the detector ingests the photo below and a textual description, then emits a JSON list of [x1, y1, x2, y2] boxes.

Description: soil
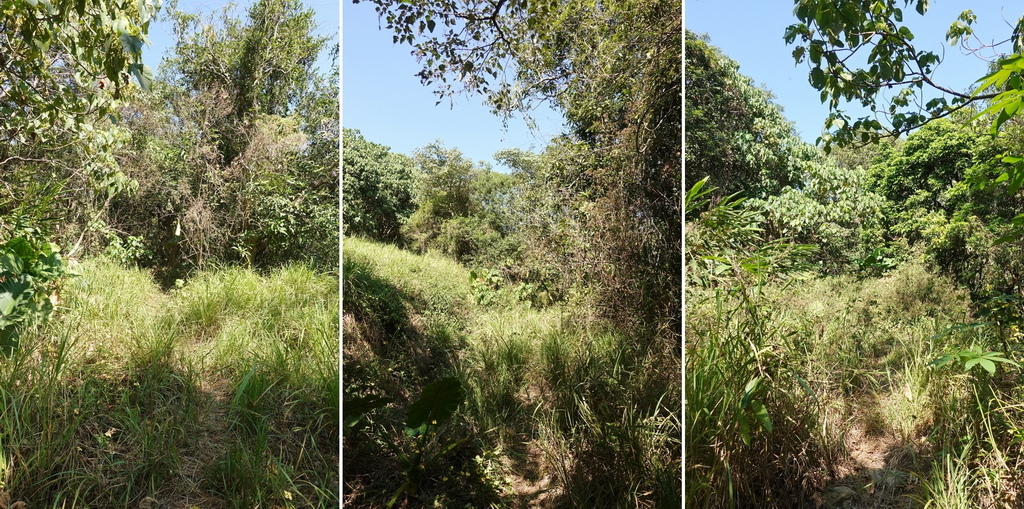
[[821, 418, 921, 508]]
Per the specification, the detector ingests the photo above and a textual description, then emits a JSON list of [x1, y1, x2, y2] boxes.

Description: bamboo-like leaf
[[751, 400, 773, 432]]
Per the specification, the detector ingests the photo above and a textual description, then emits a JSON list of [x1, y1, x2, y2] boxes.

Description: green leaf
[[928, 353, 955, 368], [129, 64, 154, 91], [994, 233, 1021, 246], [1007, 164, 1024, 194], [0, 253, 24, 275], [810, 66, 825, 88], [737, 412, 751, 446], [741, 376, 762, 408], [343, 394, 394, 429], [0, 292, 18, 316], [119, 34, 144, 55], [406, 377, 465, 429], [965, 357, 995, 375], [751, 400, 773, 432]]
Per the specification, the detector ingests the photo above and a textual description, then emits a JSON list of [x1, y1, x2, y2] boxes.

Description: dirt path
[[822, 418, 920, 508]]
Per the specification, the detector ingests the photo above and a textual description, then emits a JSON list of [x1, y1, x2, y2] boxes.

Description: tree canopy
[[342, 129, 416, 244], [786, 0, 1024, 148], [361, 0, 681, 341]]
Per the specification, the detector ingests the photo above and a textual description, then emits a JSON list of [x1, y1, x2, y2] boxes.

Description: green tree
[[165, 0, 328, 163], [358, 1, 681, 503], [868, 118, 977, 215], [686, 31, 804, 199], [495, 141, 594, 299], [342, 129, 416, 244], [755, 157, 888, 271], [363, 0, 681, 346], [1, 0, 159, 241], [402, 141, 478, 254], [785, 0, 1022, 148], [1, 0, 159, 346], [106, 0, 336, 278]]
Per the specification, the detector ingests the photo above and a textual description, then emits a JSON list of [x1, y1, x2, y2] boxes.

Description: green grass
[[0, 257, 338, 507], [686, 259, 1024, 508], [342, 236, 680, 508]]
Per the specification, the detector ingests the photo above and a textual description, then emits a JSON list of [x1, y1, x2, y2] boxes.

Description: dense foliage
[[1, 0, 161, 346], [687, 7, 1024, 505], [345, 0, 681, 506], [342, 129, 416, 244], [1, 0, 340, 504], [685, 30, 804, 199], [101, 0, 339, 280], [361, 0, 681, 343], [786, 0, 1024, 148]]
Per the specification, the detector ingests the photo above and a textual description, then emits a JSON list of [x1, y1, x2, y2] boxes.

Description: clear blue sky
[[685, 1, 1022, 143], [342, 1, 566, 168]]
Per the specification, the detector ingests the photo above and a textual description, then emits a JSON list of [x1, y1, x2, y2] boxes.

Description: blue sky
[[685, 1, 1021, 143], [342, 1, 566, 168]]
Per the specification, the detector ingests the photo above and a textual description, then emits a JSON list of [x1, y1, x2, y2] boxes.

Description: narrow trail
[[823, 403, 921, 508]]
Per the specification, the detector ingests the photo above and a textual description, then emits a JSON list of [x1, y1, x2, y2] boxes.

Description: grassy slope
[[687, 261, 1024, 507], [343, 236, 680, 508], [0, 258, 339, 508]]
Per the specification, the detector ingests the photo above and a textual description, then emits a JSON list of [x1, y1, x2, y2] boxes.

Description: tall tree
[[362, 0, 682, 342], [1, 0, 159, 347], [342, 129, 416, 244], [402, 141, 477, 253], [165, 0, 328, 163], [685, 30, 806, 199], [105, 0, 337, 276]]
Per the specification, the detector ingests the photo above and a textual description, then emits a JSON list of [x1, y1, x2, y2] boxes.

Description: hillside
[[342, 236, 681, 507], [0, 259, 339, 507]]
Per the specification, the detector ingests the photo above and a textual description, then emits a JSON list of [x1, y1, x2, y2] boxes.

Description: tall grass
[[0, 258, 338, 507], [686, 255, 1024, 507], [343, 236, 681, 507]]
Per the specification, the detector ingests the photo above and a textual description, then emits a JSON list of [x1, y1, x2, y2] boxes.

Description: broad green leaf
[[737, 412, 751, 446], [1008, 166, 1024, 194], [964, 357, 996, 375], [406, 377, 465, 429], [5, 238, 34, 261], [343, 394, 394, 429], [994, 233, 1022, 246], [120, 34, 143, 55], [0, 292, 17, 316], [0, 253, 23, 275], [129, 63, 154, 91]]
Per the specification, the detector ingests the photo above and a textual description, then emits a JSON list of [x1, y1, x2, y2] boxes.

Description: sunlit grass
[[342, 236, 680, 507], [686, 259, 1024, 507], [0, 257, 338, 507]]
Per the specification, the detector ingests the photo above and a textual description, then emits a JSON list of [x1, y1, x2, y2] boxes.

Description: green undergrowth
[[687, 260, 1024, 507], [0, 257, 339, 508], [343, 236, 680, 508]]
